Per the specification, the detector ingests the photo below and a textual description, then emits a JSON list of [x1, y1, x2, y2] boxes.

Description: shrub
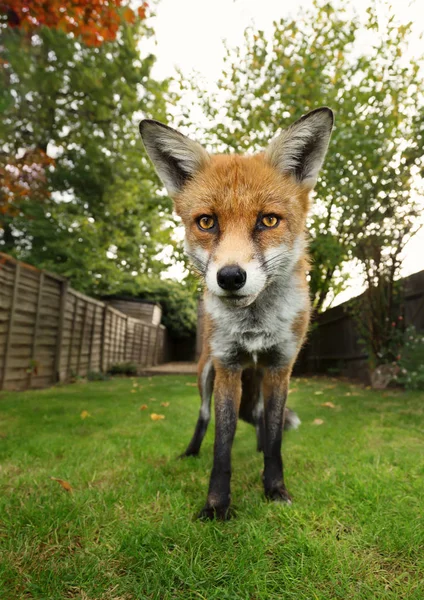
[[107, 363, 138, 376], [87, 371, 110, 382], [394, 326, 424, 390]]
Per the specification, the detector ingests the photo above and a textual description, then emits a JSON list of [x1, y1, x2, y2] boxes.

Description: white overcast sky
[[146, 0, 424, 303]]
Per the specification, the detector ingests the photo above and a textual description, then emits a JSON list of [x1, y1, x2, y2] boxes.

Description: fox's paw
[[265, 486, 292, 505], [197, 504, 232, 521]]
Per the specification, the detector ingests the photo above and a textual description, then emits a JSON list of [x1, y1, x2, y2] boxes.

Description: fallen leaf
[[149, 397, 156, 401], [288, 387, 298, 394], [345, 392, 351, 397], [185, 382, 197, 387], [150, 413, 165, 421], [314, 391, 324, 395], [51, 477, 72, 492], [160, 402, 170, 407], [140, 404, 148, 410], [80, 410, 90, 419], [312, 418, 324, 425], [321, 402, 336, 409]]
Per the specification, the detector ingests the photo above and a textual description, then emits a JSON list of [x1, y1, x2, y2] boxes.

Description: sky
[[146, 0, 424, 305]]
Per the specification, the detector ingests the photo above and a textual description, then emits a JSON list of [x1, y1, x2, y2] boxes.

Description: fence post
[[152, 326, 160, 366], [1, 262, 20, 390], [55, 280, 68, 383], [123, 315, 128, 362], [67, 295, 78, 379], [87, 304, 97, 373], [100, 305, 108, 373], [76, 300, 88, 376], [28, 271, 44, 388]]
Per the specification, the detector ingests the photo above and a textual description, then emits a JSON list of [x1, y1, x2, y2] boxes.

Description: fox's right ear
[[139, 120, 209, 196], [265, 107, 334, 190]]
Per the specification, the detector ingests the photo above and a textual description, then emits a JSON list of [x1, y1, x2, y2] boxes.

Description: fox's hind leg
[[180, 354, 214, 458], [240, 369, 265, 452]]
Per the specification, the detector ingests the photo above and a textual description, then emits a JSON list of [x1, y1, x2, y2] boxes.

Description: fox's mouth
[[219, 292, 257, 307], [222, 293, 247, 300]]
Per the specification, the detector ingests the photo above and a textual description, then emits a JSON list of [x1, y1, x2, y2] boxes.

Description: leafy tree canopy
[[179, 0, 423, 312], [1, 0, 180, 296]]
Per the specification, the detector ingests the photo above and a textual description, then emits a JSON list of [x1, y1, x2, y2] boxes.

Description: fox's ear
[[139, 120, 209, 196], [265, 107, 334, 190]]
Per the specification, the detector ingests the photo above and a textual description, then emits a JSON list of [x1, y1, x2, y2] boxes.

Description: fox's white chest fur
[[205, 272, 309, 366]]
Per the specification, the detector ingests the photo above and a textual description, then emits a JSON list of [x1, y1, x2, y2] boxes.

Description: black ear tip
[[318, 106, 334, 125], [139, 119, 157, 136]]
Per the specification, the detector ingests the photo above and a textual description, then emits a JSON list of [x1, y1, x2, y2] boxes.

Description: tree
[[1, 1, 177, 293], [180, 1, 423, 313], [1, 0, 147, 46]]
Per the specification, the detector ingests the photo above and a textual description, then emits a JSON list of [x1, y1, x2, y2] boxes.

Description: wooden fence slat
[[1, 263, 20, 389]]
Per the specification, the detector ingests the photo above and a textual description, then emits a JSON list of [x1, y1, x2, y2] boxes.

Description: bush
[[104, 277, 198, 339], [394, 326, 424, 390], [107, 363, 138, 376], [87, 371, 110, 382]]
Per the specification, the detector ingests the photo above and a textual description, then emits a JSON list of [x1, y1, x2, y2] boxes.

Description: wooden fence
[[0, 253, 166, 391], [296, 269, 424, 380]]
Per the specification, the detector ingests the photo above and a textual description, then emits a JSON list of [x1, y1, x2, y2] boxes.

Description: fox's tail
[[284, 407, 301, 431], [240, 369, 301, 431]]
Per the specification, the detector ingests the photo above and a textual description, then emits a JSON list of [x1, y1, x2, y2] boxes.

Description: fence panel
[[0, 255, 64, 390], [0, 253, 167, 390]]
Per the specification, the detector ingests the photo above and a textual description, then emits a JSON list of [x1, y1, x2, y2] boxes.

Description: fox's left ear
[[265, 107, 334, 190], [139, 120, 209, 197]]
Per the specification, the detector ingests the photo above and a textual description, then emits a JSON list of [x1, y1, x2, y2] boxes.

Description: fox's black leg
[[180, 358, 214, 457], [262, 368, 291, 503], [198, 364, 242, 520]]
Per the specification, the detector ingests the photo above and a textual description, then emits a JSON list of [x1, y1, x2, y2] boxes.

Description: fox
[[139, 107, 334, 519]]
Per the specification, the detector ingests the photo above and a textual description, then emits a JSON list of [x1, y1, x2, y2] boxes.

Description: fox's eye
[[197, 215, 216, 231], [261, 215, 280, 228]]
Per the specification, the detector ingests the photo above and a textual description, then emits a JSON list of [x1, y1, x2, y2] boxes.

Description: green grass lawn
[[0, 375, 423, 599]]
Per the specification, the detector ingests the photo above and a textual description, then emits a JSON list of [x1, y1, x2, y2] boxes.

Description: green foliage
[[1, 14, 178, 291], [107, 362, 138, 376], [352, 285, 405, 369], [180, 0, 423, 312], [106, 276, 199, 338], [87, 371, 111, 382], [395, 326, 424, 390]]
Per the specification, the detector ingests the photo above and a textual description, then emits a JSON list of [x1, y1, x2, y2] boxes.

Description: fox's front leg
[[198, 364, 242, 520], [262, 367, 292, 503]]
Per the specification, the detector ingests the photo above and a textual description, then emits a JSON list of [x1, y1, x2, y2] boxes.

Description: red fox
[[139, 108, 334, 519]]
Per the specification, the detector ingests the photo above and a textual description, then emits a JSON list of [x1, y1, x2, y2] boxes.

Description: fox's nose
[[217, 265, 247, 291]]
